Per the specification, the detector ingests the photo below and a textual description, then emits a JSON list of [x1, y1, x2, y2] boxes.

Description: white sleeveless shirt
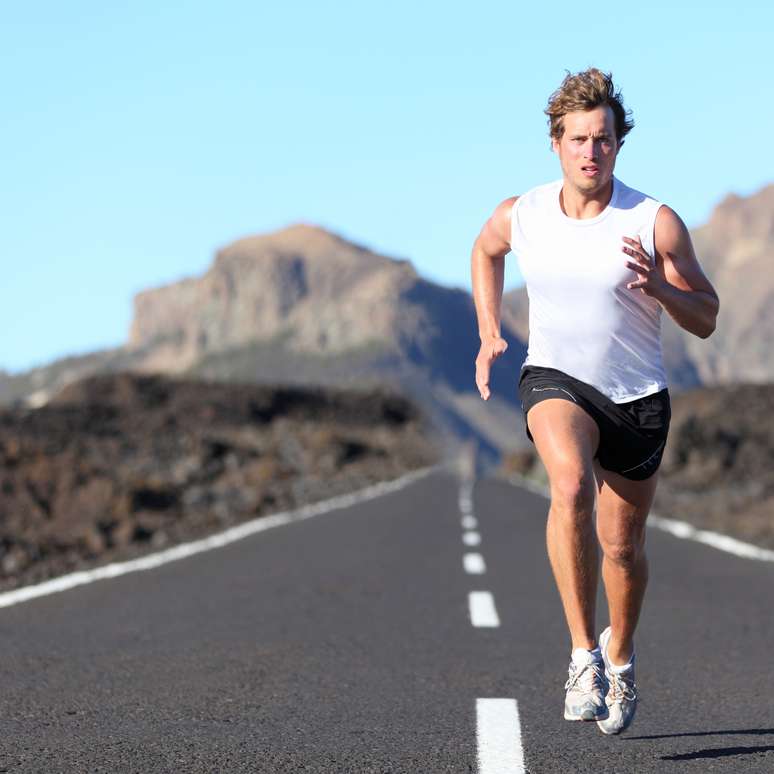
[[510, 175, 668, 403]]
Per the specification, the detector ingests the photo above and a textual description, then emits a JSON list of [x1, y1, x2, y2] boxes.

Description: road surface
[[0, 466, 772, 772]]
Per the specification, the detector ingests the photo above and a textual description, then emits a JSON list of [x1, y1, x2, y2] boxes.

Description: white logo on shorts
[[531, 386, 578, 403]]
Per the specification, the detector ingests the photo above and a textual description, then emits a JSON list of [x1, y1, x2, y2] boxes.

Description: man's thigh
[[593, 459, 659, 546], [526, 398, 601, 483]]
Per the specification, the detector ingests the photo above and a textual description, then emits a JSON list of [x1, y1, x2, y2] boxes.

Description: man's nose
[[584, 139, 599, 158]]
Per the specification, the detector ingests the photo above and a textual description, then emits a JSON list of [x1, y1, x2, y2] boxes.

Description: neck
[[560, 177, 614, 219]]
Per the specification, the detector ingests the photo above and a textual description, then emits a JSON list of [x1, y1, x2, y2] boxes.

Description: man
[[470, 68, 719, 735]]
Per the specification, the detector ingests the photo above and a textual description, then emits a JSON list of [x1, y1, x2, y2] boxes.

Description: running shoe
[[597, 626, 638, 735], [564, 647, 609, 721]]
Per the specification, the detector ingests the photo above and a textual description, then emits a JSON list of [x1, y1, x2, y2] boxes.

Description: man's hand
[[475, 336, 508, 400], [622, 235, 668, 298]]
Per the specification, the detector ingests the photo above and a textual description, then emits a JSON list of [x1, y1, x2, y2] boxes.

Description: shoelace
[[565, 659, 606, 694], [608, 670, 637, 703]]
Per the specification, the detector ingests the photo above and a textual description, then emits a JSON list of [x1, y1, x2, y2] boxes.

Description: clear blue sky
[[2, 1, 772, 374]]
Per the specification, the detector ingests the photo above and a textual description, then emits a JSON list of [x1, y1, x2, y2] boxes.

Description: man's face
[[551, 105, 619, 194]]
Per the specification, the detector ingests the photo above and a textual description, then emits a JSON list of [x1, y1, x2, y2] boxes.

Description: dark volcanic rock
[[0, 373, 440, 591], [655, 382, 774, 547]]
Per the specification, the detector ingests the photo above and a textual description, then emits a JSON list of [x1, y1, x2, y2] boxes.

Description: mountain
[[0, 224, 528, 467], [503, 182, 774, 390], [684, 184, 774, 384], [126, 224, 418, 373]]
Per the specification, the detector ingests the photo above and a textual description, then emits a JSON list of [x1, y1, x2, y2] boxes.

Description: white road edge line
[[463, 552, 486, 574], [0, 464, 441, 610], [647, 514, 774, 562], [469, 590, 500, 627], [461, 515, 478, 529], [502, 472, 774, 563], [476, 697, 526, 774], [463, 531, 482, 547]]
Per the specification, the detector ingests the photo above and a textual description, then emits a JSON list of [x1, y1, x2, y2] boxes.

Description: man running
[[470, 67, 719, 735]]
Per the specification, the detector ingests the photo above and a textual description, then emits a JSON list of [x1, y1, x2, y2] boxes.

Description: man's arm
[[650, 205, 719, 338], [472, 196, 517, 400], [471, 196, 517, 340]]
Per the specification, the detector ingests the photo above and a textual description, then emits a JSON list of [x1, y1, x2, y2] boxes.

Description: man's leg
[[592, 461, 659, 665], [526, 399, 600, 650]]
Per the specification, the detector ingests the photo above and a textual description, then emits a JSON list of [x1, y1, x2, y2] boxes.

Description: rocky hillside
[[0, 372, 440, 592], [685, 184, 774, 384], [126, 224, 419, 372], [653, 382, 774, 546]]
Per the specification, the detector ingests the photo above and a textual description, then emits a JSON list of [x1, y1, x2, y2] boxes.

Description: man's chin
[[576, 175, 609, 192]]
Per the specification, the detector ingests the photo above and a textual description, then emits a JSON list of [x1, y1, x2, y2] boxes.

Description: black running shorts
[[517, 365, 671, 481]]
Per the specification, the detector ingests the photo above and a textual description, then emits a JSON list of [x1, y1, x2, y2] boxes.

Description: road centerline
[[469, 590, 500, 627], [476, 698, 526, 774]]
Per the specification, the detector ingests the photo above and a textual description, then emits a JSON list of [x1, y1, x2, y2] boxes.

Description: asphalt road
[[0, 466, 773, 773]]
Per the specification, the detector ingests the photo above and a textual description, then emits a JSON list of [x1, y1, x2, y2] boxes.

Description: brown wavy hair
[[544, 68, 634, 147]]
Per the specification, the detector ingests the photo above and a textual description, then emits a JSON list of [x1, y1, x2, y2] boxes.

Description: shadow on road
[[625, 728, 774, 741], [661, 744, 774, 761], [622, 728, 774, 763]]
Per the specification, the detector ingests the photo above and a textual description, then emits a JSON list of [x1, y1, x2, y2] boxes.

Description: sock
[[571, 645, 602, 667], [608, 654, 635, 673]]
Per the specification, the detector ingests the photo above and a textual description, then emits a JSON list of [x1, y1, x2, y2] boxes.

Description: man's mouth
[[581, 166, 600, 176]]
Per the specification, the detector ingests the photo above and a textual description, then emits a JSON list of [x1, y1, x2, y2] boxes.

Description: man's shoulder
[[515, 178, 562, 210], [653, 203, 688, 240], [614, 176, 661, 207]]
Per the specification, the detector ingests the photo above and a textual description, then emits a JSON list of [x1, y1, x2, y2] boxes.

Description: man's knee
[[550, 469, 597, 516], [599, 534, 645, 570]]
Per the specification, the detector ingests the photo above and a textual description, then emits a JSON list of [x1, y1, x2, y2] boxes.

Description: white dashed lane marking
[[476, 698, 526, 774], [459, 482, 474, 515], [463, 552, 486, 574], [469, 590, 500, 627], [460, 475, 525, 770]]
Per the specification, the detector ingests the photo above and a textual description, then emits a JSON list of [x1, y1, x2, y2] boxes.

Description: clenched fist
[[475, 336, 508, 400]]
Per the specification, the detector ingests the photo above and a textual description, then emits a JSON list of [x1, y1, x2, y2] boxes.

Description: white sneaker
[[596, 626, 638, 735], [564, 647, 609, 721]]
